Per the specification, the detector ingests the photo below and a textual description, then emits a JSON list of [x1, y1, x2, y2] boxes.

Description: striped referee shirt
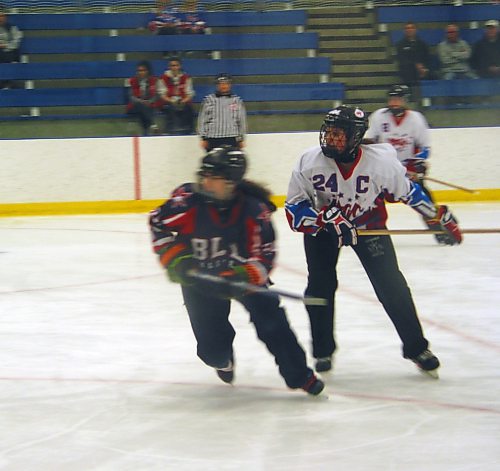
[[197, 93, 247, 140]]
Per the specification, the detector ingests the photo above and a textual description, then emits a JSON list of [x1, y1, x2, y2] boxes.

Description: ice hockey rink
[[1, 202, 499, 471]]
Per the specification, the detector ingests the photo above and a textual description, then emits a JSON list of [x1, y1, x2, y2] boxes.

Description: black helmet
[[199, 146, 246, 183], [215, 72, 232, 84], [388, 84, 410, 98], [387, 85, 410, 117], [319, 105, 368, 163]]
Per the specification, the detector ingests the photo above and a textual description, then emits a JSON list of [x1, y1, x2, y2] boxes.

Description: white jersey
[[364, 108, 430, 163], [286, 143, 412, 230]]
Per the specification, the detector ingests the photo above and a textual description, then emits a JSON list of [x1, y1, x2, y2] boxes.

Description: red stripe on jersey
[[207, 199, 243, 227], [336, 148, 363, 180], [245, 216, 261, 259], [163, 206, 197, 234]]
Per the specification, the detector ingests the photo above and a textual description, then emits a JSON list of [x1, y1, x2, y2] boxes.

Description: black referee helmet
[[215, 72, 232, 84], [388, 84, 410, 98]]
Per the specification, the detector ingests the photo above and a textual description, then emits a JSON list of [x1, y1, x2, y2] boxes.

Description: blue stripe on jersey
[[415, 146, 430, 160], [285, 200, 320, 235], [402, 181, 436, 218]]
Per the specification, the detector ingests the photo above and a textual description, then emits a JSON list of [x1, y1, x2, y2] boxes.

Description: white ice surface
[[0, 203, 499, 471]]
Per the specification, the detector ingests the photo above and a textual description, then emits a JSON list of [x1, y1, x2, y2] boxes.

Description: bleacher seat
[[0, 7, 335, 126], [378, 4, 500, 24], [420, 79, 500, 109], [10, 10, 307, 30], [0, 83, 345, 117], [20, 32, 318, 54], [0, 57, 331, 80]]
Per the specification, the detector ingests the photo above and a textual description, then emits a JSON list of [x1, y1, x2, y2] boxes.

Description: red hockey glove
[[426, 205, 462, 245], [405, 159, 427, 182], [317, 204, 358, 247], [215, 263, 267, 298]]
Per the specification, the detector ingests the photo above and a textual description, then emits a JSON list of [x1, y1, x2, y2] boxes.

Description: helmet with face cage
[[319, 105, 368, 163]]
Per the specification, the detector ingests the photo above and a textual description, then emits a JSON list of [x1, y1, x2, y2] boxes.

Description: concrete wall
[[0, 127, 499, 212]]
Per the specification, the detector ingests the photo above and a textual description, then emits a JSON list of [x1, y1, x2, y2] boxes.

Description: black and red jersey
[[149, 183, 276, 276]]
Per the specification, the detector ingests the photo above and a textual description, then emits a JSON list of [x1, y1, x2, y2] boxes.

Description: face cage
[[320, 122, 360, 162], [196, 171, 238, 207]]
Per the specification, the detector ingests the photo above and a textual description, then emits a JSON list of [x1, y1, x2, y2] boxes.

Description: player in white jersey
[[285, 105, 462, 378], [365, 84, 447, 242], [365, 85, 431, 185]]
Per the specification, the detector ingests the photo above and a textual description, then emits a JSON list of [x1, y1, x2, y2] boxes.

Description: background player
[[365, 85, 430, 191], [149, 146, 324, 396], [365, 84, 448, 243], [285, 105, 462, 377]]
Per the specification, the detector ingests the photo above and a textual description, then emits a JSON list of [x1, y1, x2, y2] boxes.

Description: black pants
[[181, 285, 312, 388], [204, 137, 239, 152], [0, 49, 20, 89], [127, 102, 155, 135], [163, 103, 194, 134], [303, 231, 429, 360]]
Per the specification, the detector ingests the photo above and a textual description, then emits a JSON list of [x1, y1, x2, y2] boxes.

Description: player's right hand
[[159, 243, 195, 285], [426, 205, 463, 245], [166, 253, 195, 284], [317, 204, 358, 247]]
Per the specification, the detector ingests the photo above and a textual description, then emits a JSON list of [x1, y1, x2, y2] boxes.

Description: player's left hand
[[317, 204, 358, 247], [426, 205, 463, 245], [216, 264, 265, 298], [405, 159, 427, 181]]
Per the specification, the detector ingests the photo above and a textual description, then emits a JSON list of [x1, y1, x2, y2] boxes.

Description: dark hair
[[169, 56, 182, 64], [238, 180, 276, 212], [137, 60, 152, 75]]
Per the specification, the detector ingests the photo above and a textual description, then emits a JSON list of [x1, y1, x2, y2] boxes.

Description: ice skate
[[315, 356, 332, 373], [301, 371, 325, 396], [411, 349, 440, 378], [215, 358, 234, 384]]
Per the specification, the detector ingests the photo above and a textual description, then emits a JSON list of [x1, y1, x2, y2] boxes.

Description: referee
[[197, 73, 247, 152]]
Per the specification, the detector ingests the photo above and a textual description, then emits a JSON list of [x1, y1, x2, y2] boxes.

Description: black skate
[[411, 349, 440, 378], [315, 356, 332, 373], [301, 371, 325, 396], [215, 358, 234, 384]]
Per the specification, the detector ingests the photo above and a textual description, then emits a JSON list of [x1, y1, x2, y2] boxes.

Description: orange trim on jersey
[[160, 243, 188, 268]]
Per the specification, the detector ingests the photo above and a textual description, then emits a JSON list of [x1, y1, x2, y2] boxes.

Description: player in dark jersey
[[149, 146, 324, 396]]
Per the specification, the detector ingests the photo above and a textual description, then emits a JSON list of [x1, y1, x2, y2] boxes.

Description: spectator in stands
[[178, 0, 206, 36], [395, 22, 433, 92], [161, 56, 195, 135], [197, 73, 247, 152], [149, 0, 181, 36], [437, 24, 478, 80], [126, 60, 165, 136], [0, 6, 23, 89], [148, 1, 206, 58], [470, 19, 500, 79]]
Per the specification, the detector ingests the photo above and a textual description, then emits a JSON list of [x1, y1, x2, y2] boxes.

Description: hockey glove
[[159, 243, 195, 285], [214, 263, 267, 299], [425, 205, 462, 246], [317, 204, 358, 247], [405, 159, 428, 181]]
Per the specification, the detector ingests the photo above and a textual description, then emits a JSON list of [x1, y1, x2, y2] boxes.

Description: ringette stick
[[187, 270, 328, 306], [424, 176, 477, 194], [359, 228, 500, 236]]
